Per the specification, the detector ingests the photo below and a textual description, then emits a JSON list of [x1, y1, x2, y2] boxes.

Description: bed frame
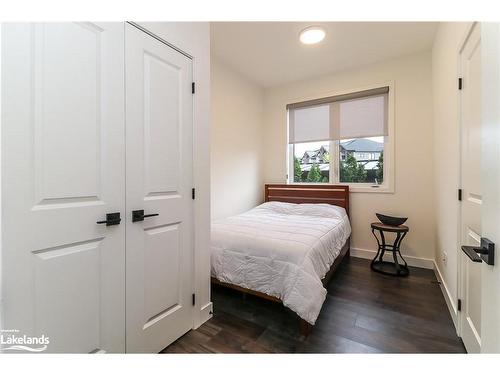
[[211, 184, 351, 336]]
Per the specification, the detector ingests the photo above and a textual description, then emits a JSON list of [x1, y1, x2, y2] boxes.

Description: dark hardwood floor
[[162, 257, 466, 353]]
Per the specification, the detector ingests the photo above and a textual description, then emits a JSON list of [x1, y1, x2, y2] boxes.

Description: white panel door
[[480, 22, 500, 353], [459, 23, 482, 353], [1, 23, 125, 353], [125, 23, 194, 353]]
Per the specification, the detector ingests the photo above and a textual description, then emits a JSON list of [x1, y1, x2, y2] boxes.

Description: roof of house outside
[[300, 163, 330, 172], [340, 138, 383, 152], [303, 145, 329, 159], [360, 161, 380, 170]]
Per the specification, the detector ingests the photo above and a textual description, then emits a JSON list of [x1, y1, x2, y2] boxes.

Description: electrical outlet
[[442, 251, 448, 264]]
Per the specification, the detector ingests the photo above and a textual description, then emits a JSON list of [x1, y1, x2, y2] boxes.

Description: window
[[292, 140, 331, 183], [287, 86, 391, 190]]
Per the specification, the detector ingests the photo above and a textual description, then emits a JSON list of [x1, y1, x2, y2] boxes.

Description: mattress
[[211, 201, 351, 325]]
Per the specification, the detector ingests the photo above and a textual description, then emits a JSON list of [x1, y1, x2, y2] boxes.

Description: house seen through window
[[288, 87, 388, 186]]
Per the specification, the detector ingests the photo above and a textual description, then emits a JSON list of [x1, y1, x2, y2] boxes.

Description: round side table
[[370, 222, 409, 277]]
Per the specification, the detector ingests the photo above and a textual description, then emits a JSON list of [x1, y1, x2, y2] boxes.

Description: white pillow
[[254, 201, 347, 219]]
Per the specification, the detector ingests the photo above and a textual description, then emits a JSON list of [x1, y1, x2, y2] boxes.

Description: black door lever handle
[[461, 245, 482, 262], [461, 238, 495, 266], [96, 212, 121, 226], [132, 209, 159, 222]]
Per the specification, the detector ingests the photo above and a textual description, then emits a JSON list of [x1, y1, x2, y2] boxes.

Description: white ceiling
[[211, 22, 438, 88]]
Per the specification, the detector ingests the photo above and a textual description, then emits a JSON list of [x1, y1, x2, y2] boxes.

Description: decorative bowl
[[376, 213, 407, 226]]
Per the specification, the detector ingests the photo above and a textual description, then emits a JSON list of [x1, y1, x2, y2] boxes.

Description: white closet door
[[1, 23, 126, 353], [459, 23, 482, 353], [125, 24, 194, 353]]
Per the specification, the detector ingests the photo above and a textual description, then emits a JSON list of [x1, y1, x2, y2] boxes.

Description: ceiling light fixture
[[299, 26, 326, 45]]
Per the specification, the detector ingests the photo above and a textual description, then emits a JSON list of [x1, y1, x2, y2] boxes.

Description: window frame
[[286, 82, 395, 193]]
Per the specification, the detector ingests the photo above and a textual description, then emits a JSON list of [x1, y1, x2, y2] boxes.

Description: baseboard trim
[[350, 247, 434, 269], [433, 261, 458, 330]]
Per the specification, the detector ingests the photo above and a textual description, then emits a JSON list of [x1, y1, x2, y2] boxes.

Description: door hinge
[[458, 77, 463, 90], [192, 188, 196, 200], [458, 299, 462, 312], [192, 82, 195, 94], [458, 188, 462, 201], [192, 293, 196, 306]]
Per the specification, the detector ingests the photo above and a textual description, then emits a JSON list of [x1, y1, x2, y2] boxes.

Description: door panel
[[125, 23, 194, 353], [34, 239, 102, 352], [2, 23, 125, 353], [459, 22, 482, 353], [144, 223, 181, 324], [33, 23, 103, 202], [144, 52, 182, 195]]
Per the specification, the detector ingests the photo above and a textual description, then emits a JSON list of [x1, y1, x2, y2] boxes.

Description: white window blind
[[288, 104, 332, 144], [287, 87, 388, 143], [332, 94, 388, 140]]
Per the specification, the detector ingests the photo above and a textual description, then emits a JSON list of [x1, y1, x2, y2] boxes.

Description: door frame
[[125, 21, 197, 333], [456, 21, 479, 340]]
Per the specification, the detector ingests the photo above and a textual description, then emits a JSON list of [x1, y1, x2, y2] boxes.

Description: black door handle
[[96, 212, 121, 226], [461, 245, 482, 262], [461, 238, 495, 265], [132, 209, 159, 222]]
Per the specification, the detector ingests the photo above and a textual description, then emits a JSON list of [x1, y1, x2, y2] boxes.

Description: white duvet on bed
[[211, 201, 351, 325]]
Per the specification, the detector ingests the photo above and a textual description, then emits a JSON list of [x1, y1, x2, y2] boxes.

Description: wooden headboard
[[265, 184, 350, 215]]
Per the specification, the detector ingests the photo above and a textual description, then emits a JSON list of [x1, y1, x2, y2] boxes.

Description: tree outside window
[[340, 153, 367, 183]]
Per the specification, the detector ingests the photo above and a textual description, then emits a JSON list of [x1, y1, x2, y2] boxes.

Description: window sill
[[348, 184, 394, 194], [286, 181, 394, 194]]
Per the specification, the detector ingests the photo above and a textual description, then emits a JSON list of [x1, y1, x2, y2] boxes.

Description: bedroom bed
[[210, 184, 351, 335]]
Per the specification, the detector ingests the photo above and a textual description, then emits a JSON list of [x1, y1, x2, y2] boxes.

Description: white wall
[[211, 58, 265, 219], [136, 22, 212, 328], [263, 52, 436, 265], [431, 22, 471, 326]]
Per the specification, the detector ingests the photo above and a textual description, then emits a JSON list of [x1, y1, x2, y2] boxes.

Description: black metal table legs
[[370, 227, 409, 277]]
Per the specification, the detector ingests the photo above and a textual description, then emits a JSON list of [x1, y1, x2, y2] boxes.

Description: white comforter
[[211, 201, 351, 325]]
